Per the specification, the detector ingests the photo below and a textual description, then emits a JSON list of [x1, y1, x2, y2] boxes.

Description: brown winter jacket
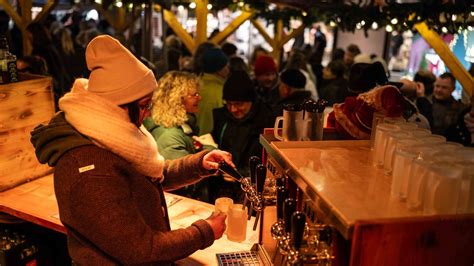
[[31, 114, 215, 265]]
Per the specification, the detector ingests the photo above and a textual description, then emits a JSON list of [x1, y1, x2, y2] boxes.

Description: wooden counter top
[[0, 174, 257, 265], [260, 135, 473, 239]]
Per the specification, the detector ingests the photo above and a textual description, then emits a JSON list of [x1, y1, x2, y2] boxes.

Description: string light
[[116, 1, 122, 7], [207, 4, 212, 10], [178, 5, 184, 11], [371, 22, 378, 30], [360, 20, 366, 26], [189, 2, 196, 9], [391, 18, 398, 24], [329, 21, 337, 27], [385, 25, 393, 32], [442, 27, 448, 33]]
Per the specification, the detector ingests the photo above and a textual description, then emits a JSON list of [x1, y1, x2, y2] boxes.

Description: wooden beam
[[280, 24, 305, 47], [0, 0, 23, 29], [250, 19, 275, 48], [19, 0, 32, 25], [210, 11, 253, 44], [195, 0, 208, 46], [163, 9, 196, 53], [34, 0, 58, 23], [414, 22, 473, 97], [272, 18, 284, 63]]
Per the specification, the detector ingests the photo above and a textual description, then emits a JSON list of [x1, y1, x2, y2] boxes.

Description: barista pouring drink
[[30, 35, 231, 265]]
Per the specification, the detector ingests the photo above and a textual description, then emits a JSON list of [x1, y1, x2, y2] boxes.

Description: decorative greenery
[[205, 0, 473, 34]]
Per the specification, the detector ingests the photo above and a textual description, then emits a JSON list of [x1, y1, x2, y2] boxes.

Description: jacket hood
[[30, 112, 93, 166]]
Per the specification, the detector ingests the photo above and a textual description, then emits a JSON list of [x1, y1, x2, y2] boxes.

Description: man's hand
[[205, 212, 227, 239], [202, 150, 234, 170]]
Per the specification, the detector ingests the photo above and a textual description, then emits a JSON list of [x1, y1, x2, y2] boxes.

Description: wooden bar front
[[260, 135, 474, 266]]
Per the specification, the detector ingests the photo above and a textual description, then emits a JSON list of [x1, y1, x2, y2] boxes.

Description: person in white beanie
[[30, 35, 232, 264]]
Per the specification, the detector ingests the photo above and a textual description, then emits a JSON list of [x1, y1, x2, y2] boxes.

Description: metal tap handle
[[291, 212, 306, 250], [277, 186, 288, 220], [218, 161, 243, 181], [283, 198, 296, 234], [256, 164, 266, 194], [249, 156, 260, 185]]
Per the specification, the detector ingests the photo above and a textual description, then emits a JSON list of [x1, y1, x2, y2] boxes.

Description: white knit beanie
[[86, 35, 157, 105]]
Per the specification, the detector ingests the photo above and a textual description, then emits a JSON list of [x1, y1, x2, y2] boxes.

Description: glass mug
[[226, 204, 248, 242], [215, 197, 234, 214]]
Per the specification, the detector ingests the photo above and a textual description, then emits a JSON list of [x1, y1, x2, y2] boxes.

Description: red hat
[[254, 55, 277, 76], [329, 85, 404, 139]]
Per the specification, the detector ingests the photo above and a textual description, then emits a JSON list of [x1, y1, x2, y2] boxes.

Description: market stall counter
[[0, 174, 259, 265]]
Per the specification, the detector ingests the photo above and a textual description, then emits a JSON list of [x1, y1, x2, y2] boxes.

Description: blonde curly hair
[[151, 71, 200, 128]]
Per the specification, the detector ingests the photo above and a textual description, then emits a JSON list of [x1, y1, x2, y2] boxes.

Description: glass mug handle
[[274, 116, 284, 141]]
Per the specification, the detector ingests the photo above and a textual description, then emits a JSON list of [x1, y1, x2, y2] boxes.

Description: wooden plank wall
[[0, 74, 55, 191]]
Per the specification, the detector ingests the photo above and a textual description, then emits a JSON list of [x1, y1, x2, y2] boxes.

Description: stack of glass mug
[[372, 116, 474, 215]]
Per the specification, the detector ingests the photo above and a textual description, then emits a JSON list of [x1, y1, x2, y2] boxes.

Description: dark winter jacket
[[30, 113, 215, 265], [211, 101, 275, 176], [445, 106, 473, 147], [319, 77, 349, 106]]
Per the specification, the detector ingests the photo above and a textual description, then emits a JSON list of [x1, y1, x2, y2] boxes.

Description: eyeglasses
[[138, 100, 153, 111], [187, 92, 200, 98]]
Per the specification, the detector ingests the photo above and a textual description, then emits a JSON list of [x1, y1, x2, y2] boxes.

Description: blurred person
[[53, 27, 88, 79], [344, 44, 361, 75], [221, 42, 238, 58], [253, 55, 280, 105], [144, 71, 216, 202], [398, 79, 431, 129], [331, 48, 345, 61], [211, 71, 275, 201], [17, 55, 49, 76], [30, 35, 231, 264], [26, 22, 73, 106], [273, 69, 312, 116], [249, 46, 269, 74], [228, 56, 249, 74], [428, 72, 466, 135], [197, 47, 230, 135], [193, 41, 218, 75], [411, 69, 437, 125], [285, 49, 318, 100], [319, 60, 349, 106], [445, 92, 473, 147]]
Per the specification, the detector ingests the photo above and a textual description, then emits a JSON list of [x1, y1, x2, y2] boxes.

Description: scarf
[[59, 79, 164, 180]]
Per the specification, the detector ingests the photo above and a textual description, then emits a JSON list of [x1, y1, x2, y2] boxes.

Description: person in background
[[17, 55, 49, 76], [53, 27, 88, 79], [228, 56, 249, 74], [331, 48, 345, 61], [197, 47, 230, 135], [30, 35, 231, 264], [413, 69, 436, 125], [285, 49, 318, 100], [211, 71, 276, 202], [221, 42, 238, 58], [445, 92, 473, 147], [398, 79, 431, 129], [249, 46, 269, 74], [253, 55, 280, 105], [428, 72, 466, 136], [319, 60, 348, 106], [273, 68, 311, 116], [344, 44, 361, 76], [144, 71, 216, 202], [192, 41, 218, 75]]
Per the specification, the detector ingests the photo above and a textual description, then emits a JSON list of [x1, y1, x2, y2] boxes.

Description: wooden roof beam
[[34, 0, 58, 23], [210, 10, 254, 45], [415, 22, 473, 97], [163, 9, 196, 53]]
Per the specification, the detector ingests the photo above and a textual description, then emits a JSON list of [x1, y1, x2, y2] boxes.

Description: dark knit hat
[[202, 47, 228, 73], [223, 71, 256, 102], [280, 68, 306, 89], [254, 55, 277, 76], [348, 62, 388, 94]]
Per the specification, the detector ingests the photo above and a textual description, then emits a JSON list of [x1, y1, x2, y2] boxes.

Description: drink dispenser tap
[[287, 212, 306, 265], [253, 164, 267, 230], [246, 156, 260, 219], [271, 186, 287, 240], [218, 161, 244, 181]]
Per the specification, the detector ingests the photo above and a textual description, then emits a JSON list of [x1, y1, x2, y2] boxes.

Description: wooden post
[[195, 0, 209, 46], [415, 22, 473, 97], [163, 9, 196, 53], [211, 11, 254, 45]]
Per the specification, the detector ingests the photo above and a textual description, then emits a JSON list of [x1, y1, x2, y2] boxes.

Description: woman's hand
[[202, 150, 234, 170]]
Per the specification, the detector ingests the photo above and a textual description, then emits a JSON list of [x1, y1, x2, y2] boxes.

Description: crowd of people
[[1, 10, 470, 264]]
